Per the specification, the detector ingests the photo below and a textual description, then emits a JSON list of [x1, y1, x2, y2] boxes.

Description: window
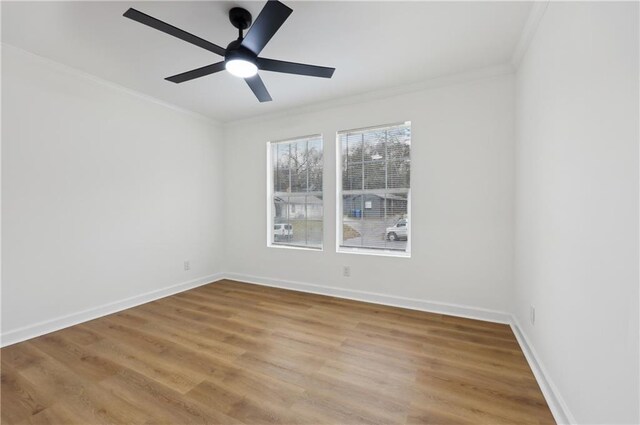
[[267, 135, 323, 249], [337, 122, 411, 256]]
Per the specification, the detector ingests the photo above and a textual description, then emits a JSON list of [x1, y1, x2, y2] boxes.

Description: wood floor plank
[[1, 363, 51, 424], [300, 370, 409, 422], [16, 403, 84, 425], [98, 368, 240, 425], [46, 326, 104, 346], [1, 343, 47, 371], [27, 333, 121, 382], [84, 334, 205, 394], [1, 279, 555, 424]]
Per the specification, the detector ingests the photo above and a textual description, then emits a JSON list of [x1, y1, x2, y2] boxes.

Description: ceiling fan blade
[[165, 62, 226, 83], [245, 75, 272, 102], [257, 58, 335, 78], [123, 8, 226, 56], [241, 1, 292, 55]]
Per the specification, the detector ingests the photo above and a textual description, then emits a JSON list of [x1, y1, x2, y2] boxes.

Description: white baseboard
[[223, 272, 512, 324], [509, 317, 576, 425], [0, 272, 225, 347]]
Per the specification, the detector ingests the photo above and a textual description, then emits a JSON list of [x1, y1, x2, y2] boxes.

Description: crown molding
[[3, 43, 518, 129], [1, 42, 222, 127], [511, 1, 550, 69], [3, 42, 516, 127], [224, 62, 515, 127]]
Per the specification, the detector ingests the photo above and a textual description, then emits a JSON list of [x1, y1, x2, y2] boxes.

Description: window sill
[[336, 246, 411, 258], [268, 243, 323, 252]]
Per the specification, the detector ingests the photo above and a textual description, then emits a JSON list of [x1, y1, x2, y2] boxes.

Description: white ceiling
[[2, 1, 532, 122]]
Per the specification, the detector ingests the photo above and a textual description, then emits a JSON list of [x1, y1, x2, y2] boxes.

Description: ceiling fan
[[123, 1, 335, 102]]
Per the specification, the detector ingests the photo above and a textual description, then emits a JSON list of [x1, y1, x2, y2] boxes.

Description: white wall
[[223, 73, 515, 314], [5, 4, 638, 420], [1, 46, 225, 341], [514, 2, 639, 424]]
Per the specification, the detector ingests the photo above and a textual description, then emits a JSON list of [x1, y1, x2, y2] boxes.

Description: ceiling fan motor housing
[[225, 39, 257, 64]]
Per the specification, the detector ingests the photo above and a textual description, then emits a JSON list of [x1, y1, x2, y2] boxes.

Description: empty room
[[1, 1, 638, 424]]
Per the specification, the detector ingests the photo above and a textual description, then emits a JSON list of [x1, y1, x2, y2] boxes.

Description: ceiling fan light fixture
[[225, 59, 258, 78]]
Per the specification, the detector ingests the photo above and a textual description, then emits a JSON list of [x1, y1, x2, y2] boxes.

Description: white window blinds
[[268, 135, 323, 249], [338, 122, 411, 254]]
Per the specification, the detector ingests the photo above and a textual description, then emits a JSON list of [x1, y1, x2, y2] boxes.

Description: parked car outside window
[[386, 219, 408, 241], [274, 223, 293, 241]]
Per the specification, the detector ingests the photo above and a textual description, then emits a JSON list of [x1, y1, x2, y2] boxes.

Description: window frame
[[266, 134, 324, 251], [335, 122, 412, 258]]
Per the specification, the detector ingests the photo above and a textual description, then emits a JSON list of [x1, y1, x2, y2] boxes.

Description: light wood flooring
[[1, 279, 555, 424]]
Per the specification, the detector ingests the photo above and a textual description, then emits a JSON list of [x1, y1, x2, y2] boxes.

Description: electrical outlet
[[184, 260, 190, 271], [342, 266, 351, 277], [530, 305, 536, 326]]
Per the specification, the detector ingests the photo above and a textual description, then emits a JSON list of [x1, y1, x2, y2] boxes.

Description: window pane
[[387, 127, 411, 159], [344, 133, 362, 164], [363, 130, 387, 161], [307, 139, 323, 192], [280, 197, 323, 249], [273, 196, 290, 224], [364, 161, 385, 190], [289, 140, 306, 192], [387, 159, 411, 189], [340, 193, 408, 251], [342, 133, 363, 191], [343, 161, 363, 191], [338, 123, 411, 254], [297, 218, 322, 249], [274, 143, 291, 192]]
